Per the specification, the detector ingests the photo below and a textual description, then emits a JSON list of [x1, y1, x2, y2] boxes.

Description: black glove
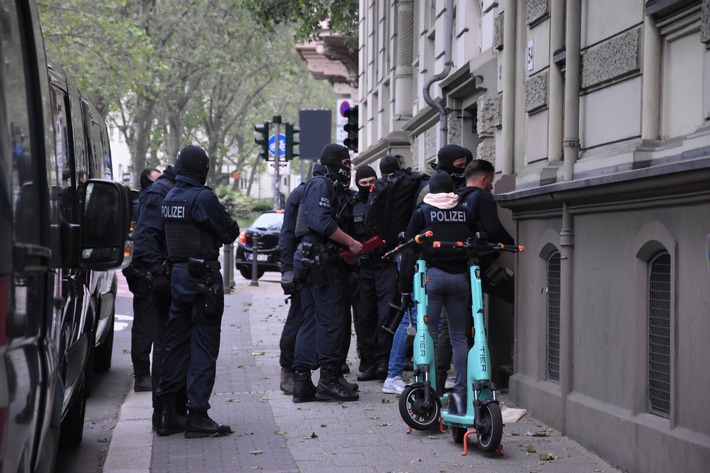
[[281, 270, 295, 295]]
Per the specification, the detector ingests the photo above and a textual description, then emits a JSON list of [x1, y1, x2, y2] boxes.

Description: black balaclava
[[437, 144, 470, 188], [176, 145, 209, 185], [320, 143, 351, 185], [355, 165, 377, 201], [379, 155, 400, 175], [428, 170, 454, 194]]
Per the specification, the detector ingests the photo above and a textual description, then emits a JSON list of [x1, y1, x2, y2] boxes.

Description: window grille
[[547, 252, 561, 382], [648, 252, 671, 417]]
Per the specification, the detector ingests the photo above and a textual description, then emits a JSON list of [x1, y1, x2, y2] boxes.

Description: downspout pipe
[[423, 0, 454, 147], [559, 201, 574, 435], [559, 0, 581, 437], [562, 0, 581, 181], [501, 0, 517, 175]]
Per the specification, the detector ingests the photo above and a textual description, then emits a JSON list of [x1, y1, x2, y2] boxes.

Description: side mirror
[[80, 180, 132, 270]]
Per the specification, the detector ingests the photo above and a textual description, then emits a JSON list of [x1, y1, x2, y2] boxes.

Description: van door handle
[[14, 243, 51, 273]]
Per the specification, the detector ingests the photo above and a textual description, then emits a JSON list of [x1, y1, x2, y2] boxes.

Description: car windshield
[[250, 212, 283, 231]]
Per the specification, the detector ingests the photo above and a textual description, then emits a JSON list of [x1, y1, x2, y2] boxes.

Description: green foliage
[[215, 186, 250, 220], [38, 0, 337, 188], [241, 0, 358, 46], [215, 186, 273, 220]]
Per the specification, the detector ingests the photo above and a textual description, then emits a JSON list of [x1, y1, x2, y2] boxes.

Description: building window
[[648, 251, 671, 417], [547, 252, 561, 382], [656, 4, 704, 138]]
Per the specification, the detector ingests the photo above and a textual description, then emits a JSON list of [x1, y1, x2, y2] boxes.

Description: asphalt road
[[54, 287, 135, 473]]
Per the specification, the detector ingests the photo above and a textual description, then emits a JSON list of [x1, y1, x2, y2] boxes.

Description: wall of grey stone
[[447, 113, 462, 145], [411, 135, 420, 170], [526, 0, 549, 26], [494, 12, 504, 50], [397, 7, 415, 66], [477, 138, 497, 163], [478, 95, 500, 137], [702, 0, 710, 44], [581, 27, 641, 89], [525, 70, 548, 113], [424, 127, 437, 162], [495, 93, 503, 128]]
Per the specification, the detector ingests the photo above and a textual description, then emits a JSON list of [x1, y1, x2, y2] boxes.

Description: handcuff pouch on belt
[[299, 242, 343, 288], [122, 262, 149, 297], [188, 257, 223, 324]]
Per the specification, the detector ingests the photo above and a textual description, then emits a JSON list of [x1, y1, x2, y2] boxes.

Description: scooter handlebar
[[498, 244, 525, 253], [383, 230, 433, 259], [432, 240, 525, 253]]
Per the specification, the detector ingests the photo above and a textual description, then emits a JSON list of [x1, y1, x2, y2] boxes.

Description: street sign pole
[[272, 115, 281, 210]]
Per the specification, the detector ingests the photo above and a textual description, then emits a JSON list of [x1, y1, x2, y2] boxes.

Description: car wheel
[[239, 267, 265, 280]]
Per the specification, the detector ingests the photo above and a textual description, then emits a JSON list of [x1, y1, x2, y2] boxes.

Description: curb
[[102, 390, 153, 473]]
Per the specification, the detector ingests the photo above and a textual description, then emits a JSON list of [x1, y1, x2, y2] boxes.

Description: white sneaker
[[444, 378, 455, 390], [382, 376, 407, 394]]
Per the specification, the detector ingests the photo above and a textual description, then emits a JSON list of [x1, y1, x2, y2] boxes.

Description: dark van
[[0, 1, 131, 472]]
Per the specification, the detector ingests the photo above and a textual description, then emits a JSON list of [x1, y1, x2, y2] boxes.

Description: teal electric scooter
[[434, 233, 523, 455], [384, 230, 442, 431]]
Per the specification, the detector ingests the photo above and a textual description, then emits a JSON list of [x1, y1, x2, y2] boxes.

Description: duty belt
[[172, 260, 221, 270]]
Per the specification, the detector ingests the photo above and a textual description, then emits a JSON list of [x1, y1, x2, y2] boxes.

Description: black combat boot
[[292, 369, 317, 403], [184, 411, 232, 438], [156, 400, 186, 436], [152, 408, 160, 431], [336, 366, 359, 392], [447, 392, 467, 416], [280, 367, 294, 395], [356, 364, 378, 381], [315, 365, 359, 402], [375, 360, 388, 380]]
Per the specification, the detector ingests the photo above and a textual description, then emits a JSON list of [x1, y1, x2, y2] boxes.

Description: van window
[[1, 0, 42, 249]]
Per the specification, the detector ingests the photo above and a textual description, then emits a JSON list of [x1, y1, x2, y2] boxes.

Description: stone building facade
[[355, 1, 710, 471]]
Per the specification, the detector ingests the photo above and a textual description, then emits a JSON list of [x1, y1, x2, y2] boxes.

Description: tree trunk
[[131, 94, 156, 188]]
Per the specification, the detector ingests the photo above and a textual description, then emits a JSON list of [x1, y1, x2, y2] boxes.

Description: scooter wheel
[[476, 402, 503, 452], [450, 426, 466, 444], [398, 385, 440, 431]]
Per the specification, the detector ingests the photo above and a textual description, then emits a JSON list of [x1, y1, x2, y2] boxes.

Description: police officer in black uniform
[[291, 144, 363, 402], [124, 167, 161, 393], [351, 165, 397, 381], [156, 145, 239, 438], [131, 164, 184, 427], [399, 171, 478, 415], [458, 159, 514, 301], [277, 182, 305, 394]]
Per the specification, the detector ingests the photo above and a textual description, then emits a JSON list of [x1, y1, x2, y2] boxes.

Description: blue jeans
[[387, 294, 416, 378], [425, 267, 470, 394]]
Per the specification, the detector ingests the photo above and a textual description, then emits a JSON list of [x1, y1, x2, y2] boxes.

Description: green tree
[[241, 0, 359, 47], [39, 0, 336, 188]]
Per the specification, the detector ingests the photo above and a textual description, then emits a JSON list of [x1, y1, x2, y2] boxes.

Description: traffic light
[[285, 123, 300, 161], [254, 122, 269, 160], [343, 106, 359, 152]]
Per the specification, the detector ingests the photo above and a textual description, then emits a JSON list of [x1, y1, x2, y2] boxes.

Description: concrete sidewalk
[[103, 277, 622, 473]]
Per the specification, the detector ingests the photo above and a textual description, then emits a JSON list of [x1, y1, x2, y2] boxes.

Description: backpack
[[365, 169, 427, 250]]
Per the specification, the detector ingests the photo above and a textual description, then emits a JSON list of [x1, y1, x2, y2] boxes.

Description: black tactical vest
[[421, 202, 473, 273], [162, 187, 218, 261], [351, 198, 367, 242]]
